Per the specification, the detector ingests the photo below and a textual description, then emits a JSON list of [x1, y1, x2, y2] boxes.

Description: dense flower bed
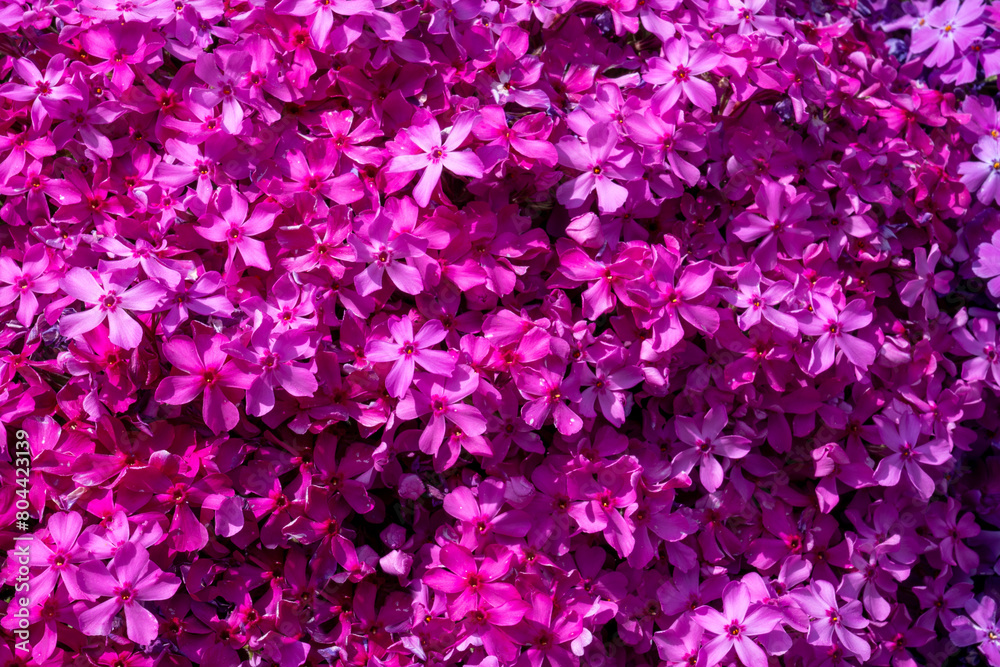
[[2, 0, 1000, 665]]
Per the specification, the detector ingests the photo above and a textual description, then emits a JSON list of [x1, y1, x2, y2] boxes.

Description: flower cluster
[[2, 0, 1000, 666]]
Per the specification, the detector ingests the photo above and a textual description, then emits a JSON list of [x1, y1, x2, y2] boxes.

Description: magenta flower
[[799, 297, 876, 375], [577, 356, 643, 427], [673, 406, 751, 493], [555, 121, 642, 213], [646, 38, 721, 112], [910, 0, 986, 67], [424, 543, 519, 618], [726, 262, 798, 334], [959, 137, 1000, 205], [443, 480, 532, 549], [154, 270, 234, 337], [396, 366, 488, 468], [0, 54, 81, 127], [59, 267, 163, 350], [366, 317, 456, 398], [387, 113, 485, 207], [77, 543, 181, 646], [791, 579, 871, 662], [197, 185, 277, 271], [0, 245, 59, 326], [154, 331, 254, 434], [732, 180, 814, 271], [972, 230, 1000, 298], [951, 596, 1000, 666], [28, 512, 91, 601], [351, 208, 428, 296], [872, 412, 951, 501], [222, 313, 318, 417], [926, 500, 981, 572], [516, 365, 583, 436], [693, 581, 784, 667], [273, 0, 374, 47], [899, 244, 953, 317]]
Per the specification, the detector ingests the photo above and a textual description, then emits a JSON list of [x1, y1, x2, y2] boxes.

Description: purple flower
[[693, 581, 784, 667], [366, 317, 456, 398], [646, 38, 721, 112], [59, 267, 164, 350], [555, 121, 643, 214], [673, 406, 751, 493], [872, 412, 952, 501], [77, 543, 181, 646], [387, 113, 485, 208], [951, 596, 1000, 667], [959, 137, 1000, 205], [799, 296, 876, 375], [791, 579, 871, 662]]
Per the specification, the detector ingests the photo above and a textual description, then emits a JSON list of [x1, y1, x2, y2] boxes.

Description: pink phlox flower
[[706, 0, 780, 35], [506, 592, 586, 667], [632, 247, 719, 353], [555, 240, 648, 319], [973, 230, 1000, 297], [954, 317, 1000, 386], [79, 23, 166, 91], [926, 499, 981, 572], [365, 316, 457, 398], [0, 244, 59, 326], [59, 266, 164, 350], [472, 106, 558, 169], [273, 0, 374, 47], [899, 244, 953, 317], [951, 596, 1000, 666], [311, 433, 376, 513], [910, 0, 986, 67], [350, 208, 428, 296], [197, 185, 277, 271], [27, 511, 91, 601], [693, 580, 786, 667], [153, 329, 254, 435], [516, 365, 583, 436], [76, 510, 164, 561], [77, 542, 182, 646], [672, 406, 751, 493], [798, 296, 876, 375], [959, 136, 1000, 205], [790, 579, 871, 662], [424, 543, 519, 618], [732, 180, 814, 270], [725, 262, 798, 334], [222, 312, 318, 417], [555, 121, 642, 214], [0, 54, 81, 127], [386, 112, 485, 208], [443, 479, 532, 549], [811, 442, 875, 513], [912, 567, 974, 632], [576, 352, 643, 427], [624, 108, 704, 186], [566, 456, 640, 557], [277, 143, 364, 206], [872, 412, 951, 501], [646, 38, 722, 113], [153, 270, 234, 337], [395, 365, 488, 469]]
